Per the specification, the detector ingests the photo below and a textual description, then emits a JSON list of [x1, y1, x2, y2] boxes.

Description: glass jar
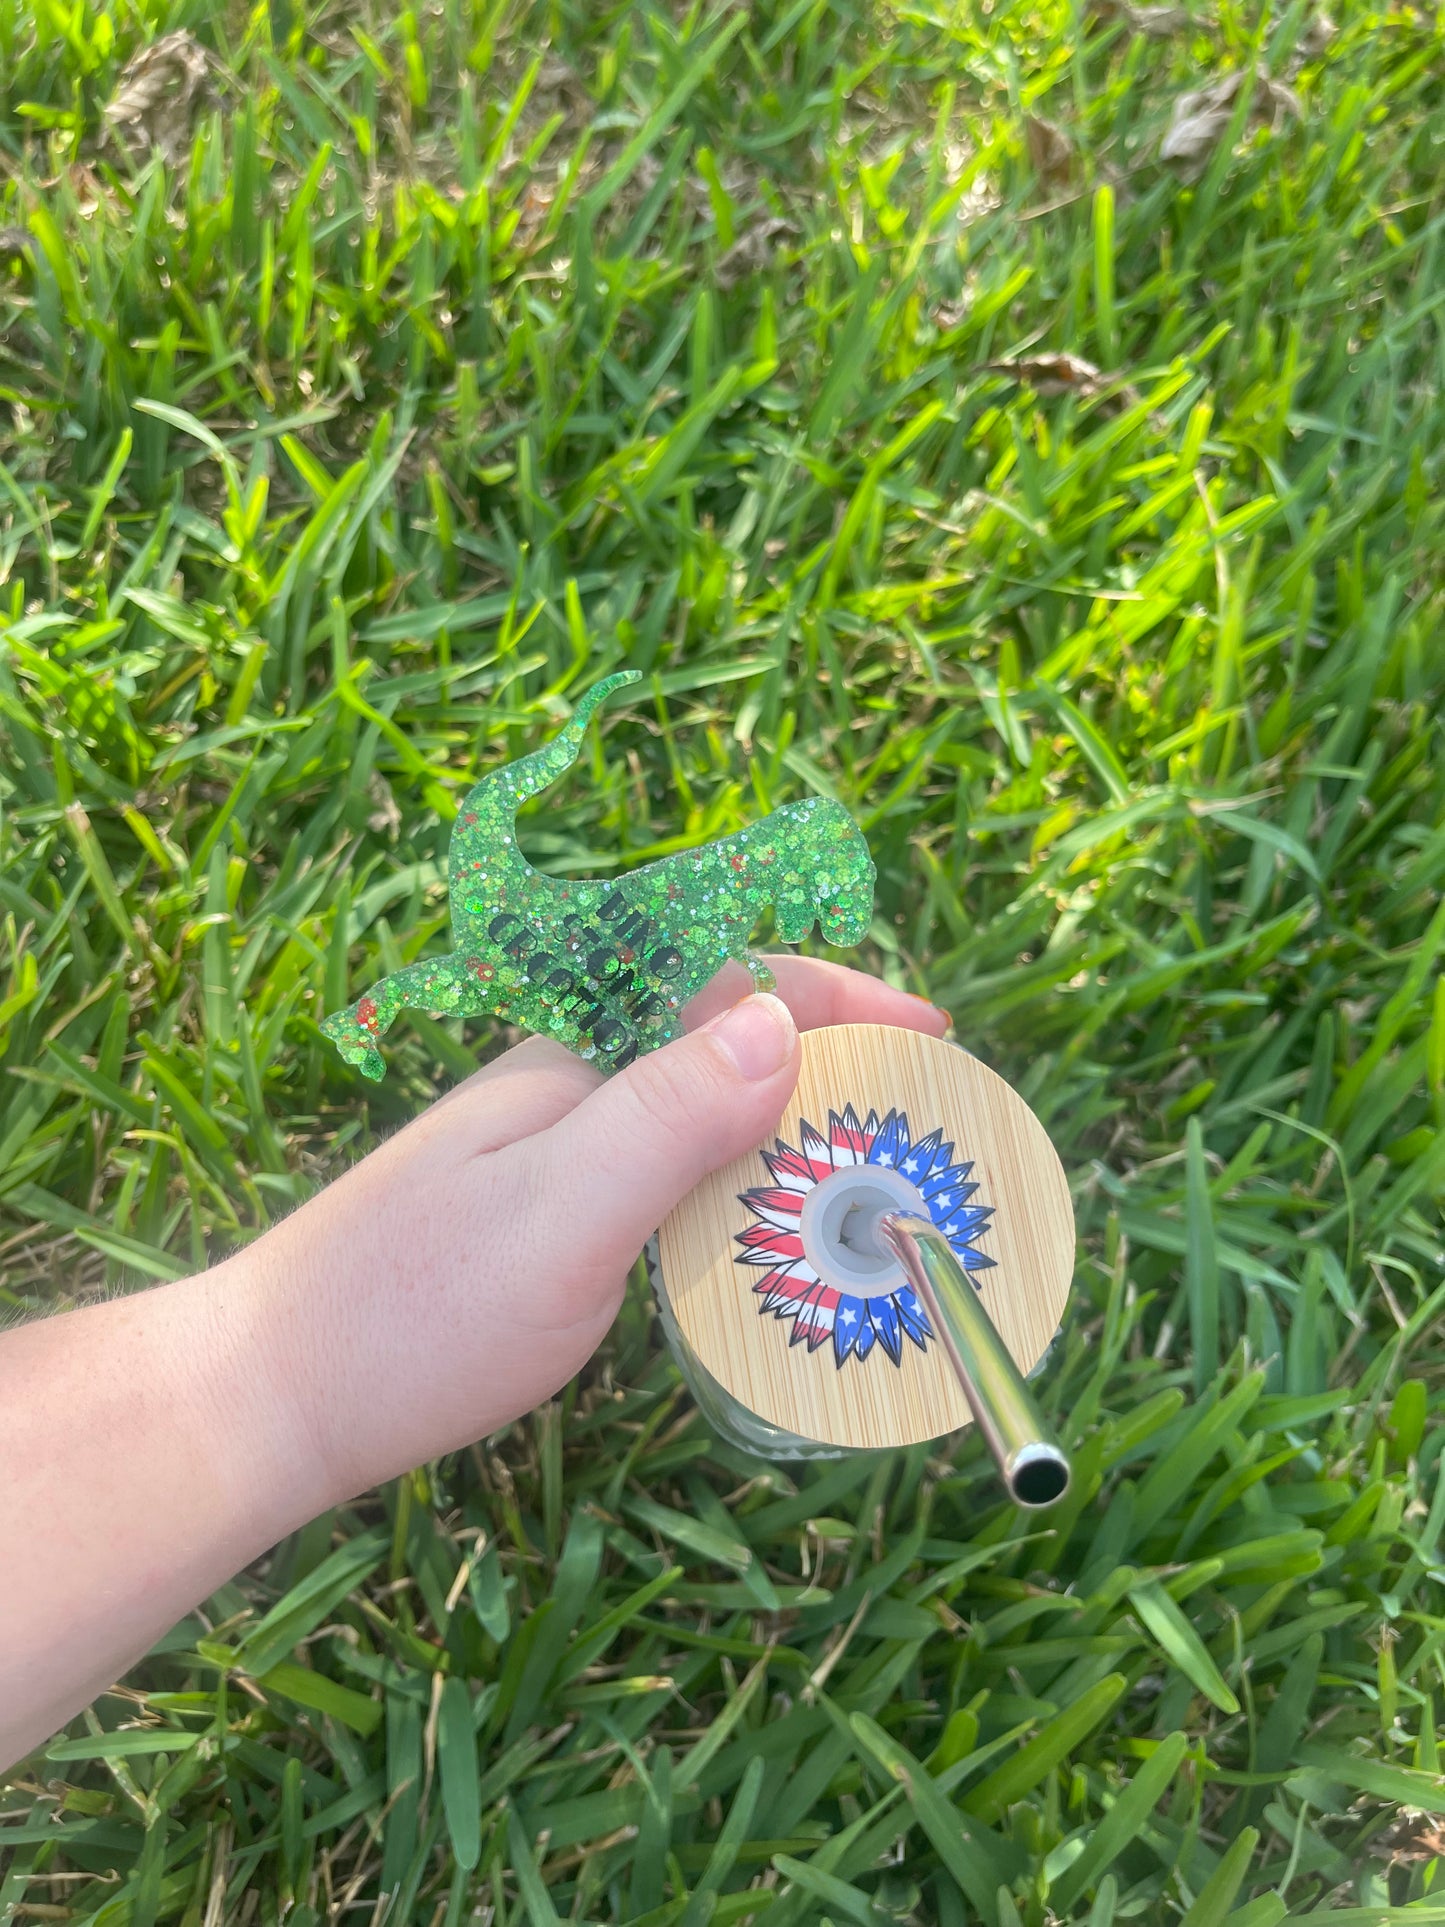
[[644, 1236, 847, 1459], [645, 1234, 1060, 1462]]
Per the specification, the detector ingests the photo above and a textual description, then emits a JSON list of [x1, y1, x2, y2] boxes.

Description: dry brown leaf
[[1375, 1810, 1445, 1865], [1025, 114, 1077, 190], [366, 772, 402, 839], [983, 351, 1105, 395], [66, 162, 107, 216], [981, 352, 1142, 412], [1158, 70, 1245, 165], [1298, 8, 1338, 56], [1264, 74, 1304, 121], [1092, 0, 1199, 33], [104, 30, 214, 164], [714, 216, 799, 289], [1123, 3, 1194, 32], [1159, 67, 1301, 173]]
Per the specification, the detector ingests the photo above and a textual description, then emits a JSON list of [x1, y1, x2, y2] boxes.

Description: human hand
[[238, 957, 950, 1513], [0, 956, 947, 1766]]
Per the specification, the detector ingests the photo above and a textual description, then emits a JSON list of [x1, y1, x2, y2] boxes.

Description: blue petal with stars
[[867, 1108, 910, 1172], [925, 1186, 981, 1222], [832, 1294, 867, 1365], [868, 1295, 904, 1364], [934, 1203, 994, 1242], [899, 1128, 943, 1182], [921, 1161, 976, 1202], [895, 1286, 932, 1346]]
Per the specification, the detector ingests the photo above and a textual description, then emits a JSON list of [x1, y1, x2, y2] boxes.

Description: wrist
[[217, 1159, 623, 1502], [185, 1247, 346, 1544]]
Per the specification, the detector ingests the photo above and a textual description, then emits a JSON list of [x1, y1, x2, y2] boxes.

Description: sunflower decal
[[735, 1104, 996, 1367]]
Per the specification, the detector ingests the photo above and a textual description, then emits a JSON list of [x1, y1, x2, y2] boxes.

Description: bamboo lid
[[655, 1023, 1075, 1451]]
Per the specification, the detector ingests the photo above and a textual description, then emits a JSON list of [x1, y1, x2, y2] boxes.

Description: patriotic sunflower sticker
[[735, 1104, 996, 1367]]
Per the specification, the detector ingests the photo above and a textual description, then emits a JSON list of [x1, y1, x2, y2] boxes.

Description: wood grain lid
[[655, 1023, 1075, 1450]]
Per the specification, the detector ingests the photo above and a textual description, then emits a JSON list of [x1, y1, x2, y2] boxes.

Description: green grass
[[2, 0, 1444, 1918]]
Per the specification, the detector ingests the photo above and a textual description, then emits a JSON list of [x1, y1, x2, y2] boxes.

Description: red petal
[[799, 1118, 834, 1179], [736, 1225, 804, 1258], [740, 1185, 805, 1218], [750, 1265, 796, 1298], [828, 1105, 869, 1165], [763, 1142, 816, 1184]]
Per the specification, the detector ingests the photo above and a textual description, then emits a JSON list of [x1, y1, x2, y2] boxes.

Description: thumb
[[530, 992, 800, 1277]]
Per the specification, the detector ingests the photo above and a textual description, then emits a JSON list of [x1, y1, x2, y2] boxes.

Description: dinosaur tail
[[473, 670, 642, 810]]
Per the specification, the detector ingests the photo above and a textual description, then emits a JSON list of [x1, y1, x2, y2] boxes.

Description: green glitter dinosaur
[[321, 670, 876, 1080]]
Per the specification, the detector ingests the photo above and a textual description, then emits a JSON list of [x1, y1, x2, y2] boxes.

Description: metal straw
[[874, 1211, 1070, 1508]]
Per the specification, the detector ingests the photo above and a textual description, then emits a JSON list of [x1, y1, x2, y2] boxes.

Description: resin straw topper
[[321, 671, 877, 1079]]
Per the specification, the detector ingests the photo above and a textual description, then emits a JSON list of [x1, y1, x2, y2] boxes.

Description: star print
[[736, 1105, 994, 1369]]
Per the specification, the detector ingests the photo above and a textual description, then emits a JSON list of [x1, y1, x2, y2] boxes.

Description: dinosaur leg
[[744, 950, 778, 993], [321, 954, 491, 1082]]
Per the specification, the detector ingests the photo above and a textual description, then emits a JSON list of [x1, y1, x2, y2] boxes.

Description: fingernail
[[703, 993, 797, 1081], [912, 993, 953, 1035]]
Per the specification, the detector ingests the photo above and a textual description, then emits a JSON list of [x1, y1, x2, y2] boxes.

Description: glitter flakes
[[321, 671, 877, 1081]]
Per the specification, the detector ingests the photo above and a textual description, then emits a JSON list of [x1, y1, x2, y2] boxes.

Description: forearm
[[0, 1257, 329, 1770], [0, 1172, 614, 1771], [0, 1147, 606, 1774]]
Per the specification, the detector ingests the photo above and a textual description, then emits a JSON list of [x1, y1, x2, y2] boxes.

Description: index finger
[[418, 956, 947, 1153], [682, 954, 950, 1038]]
